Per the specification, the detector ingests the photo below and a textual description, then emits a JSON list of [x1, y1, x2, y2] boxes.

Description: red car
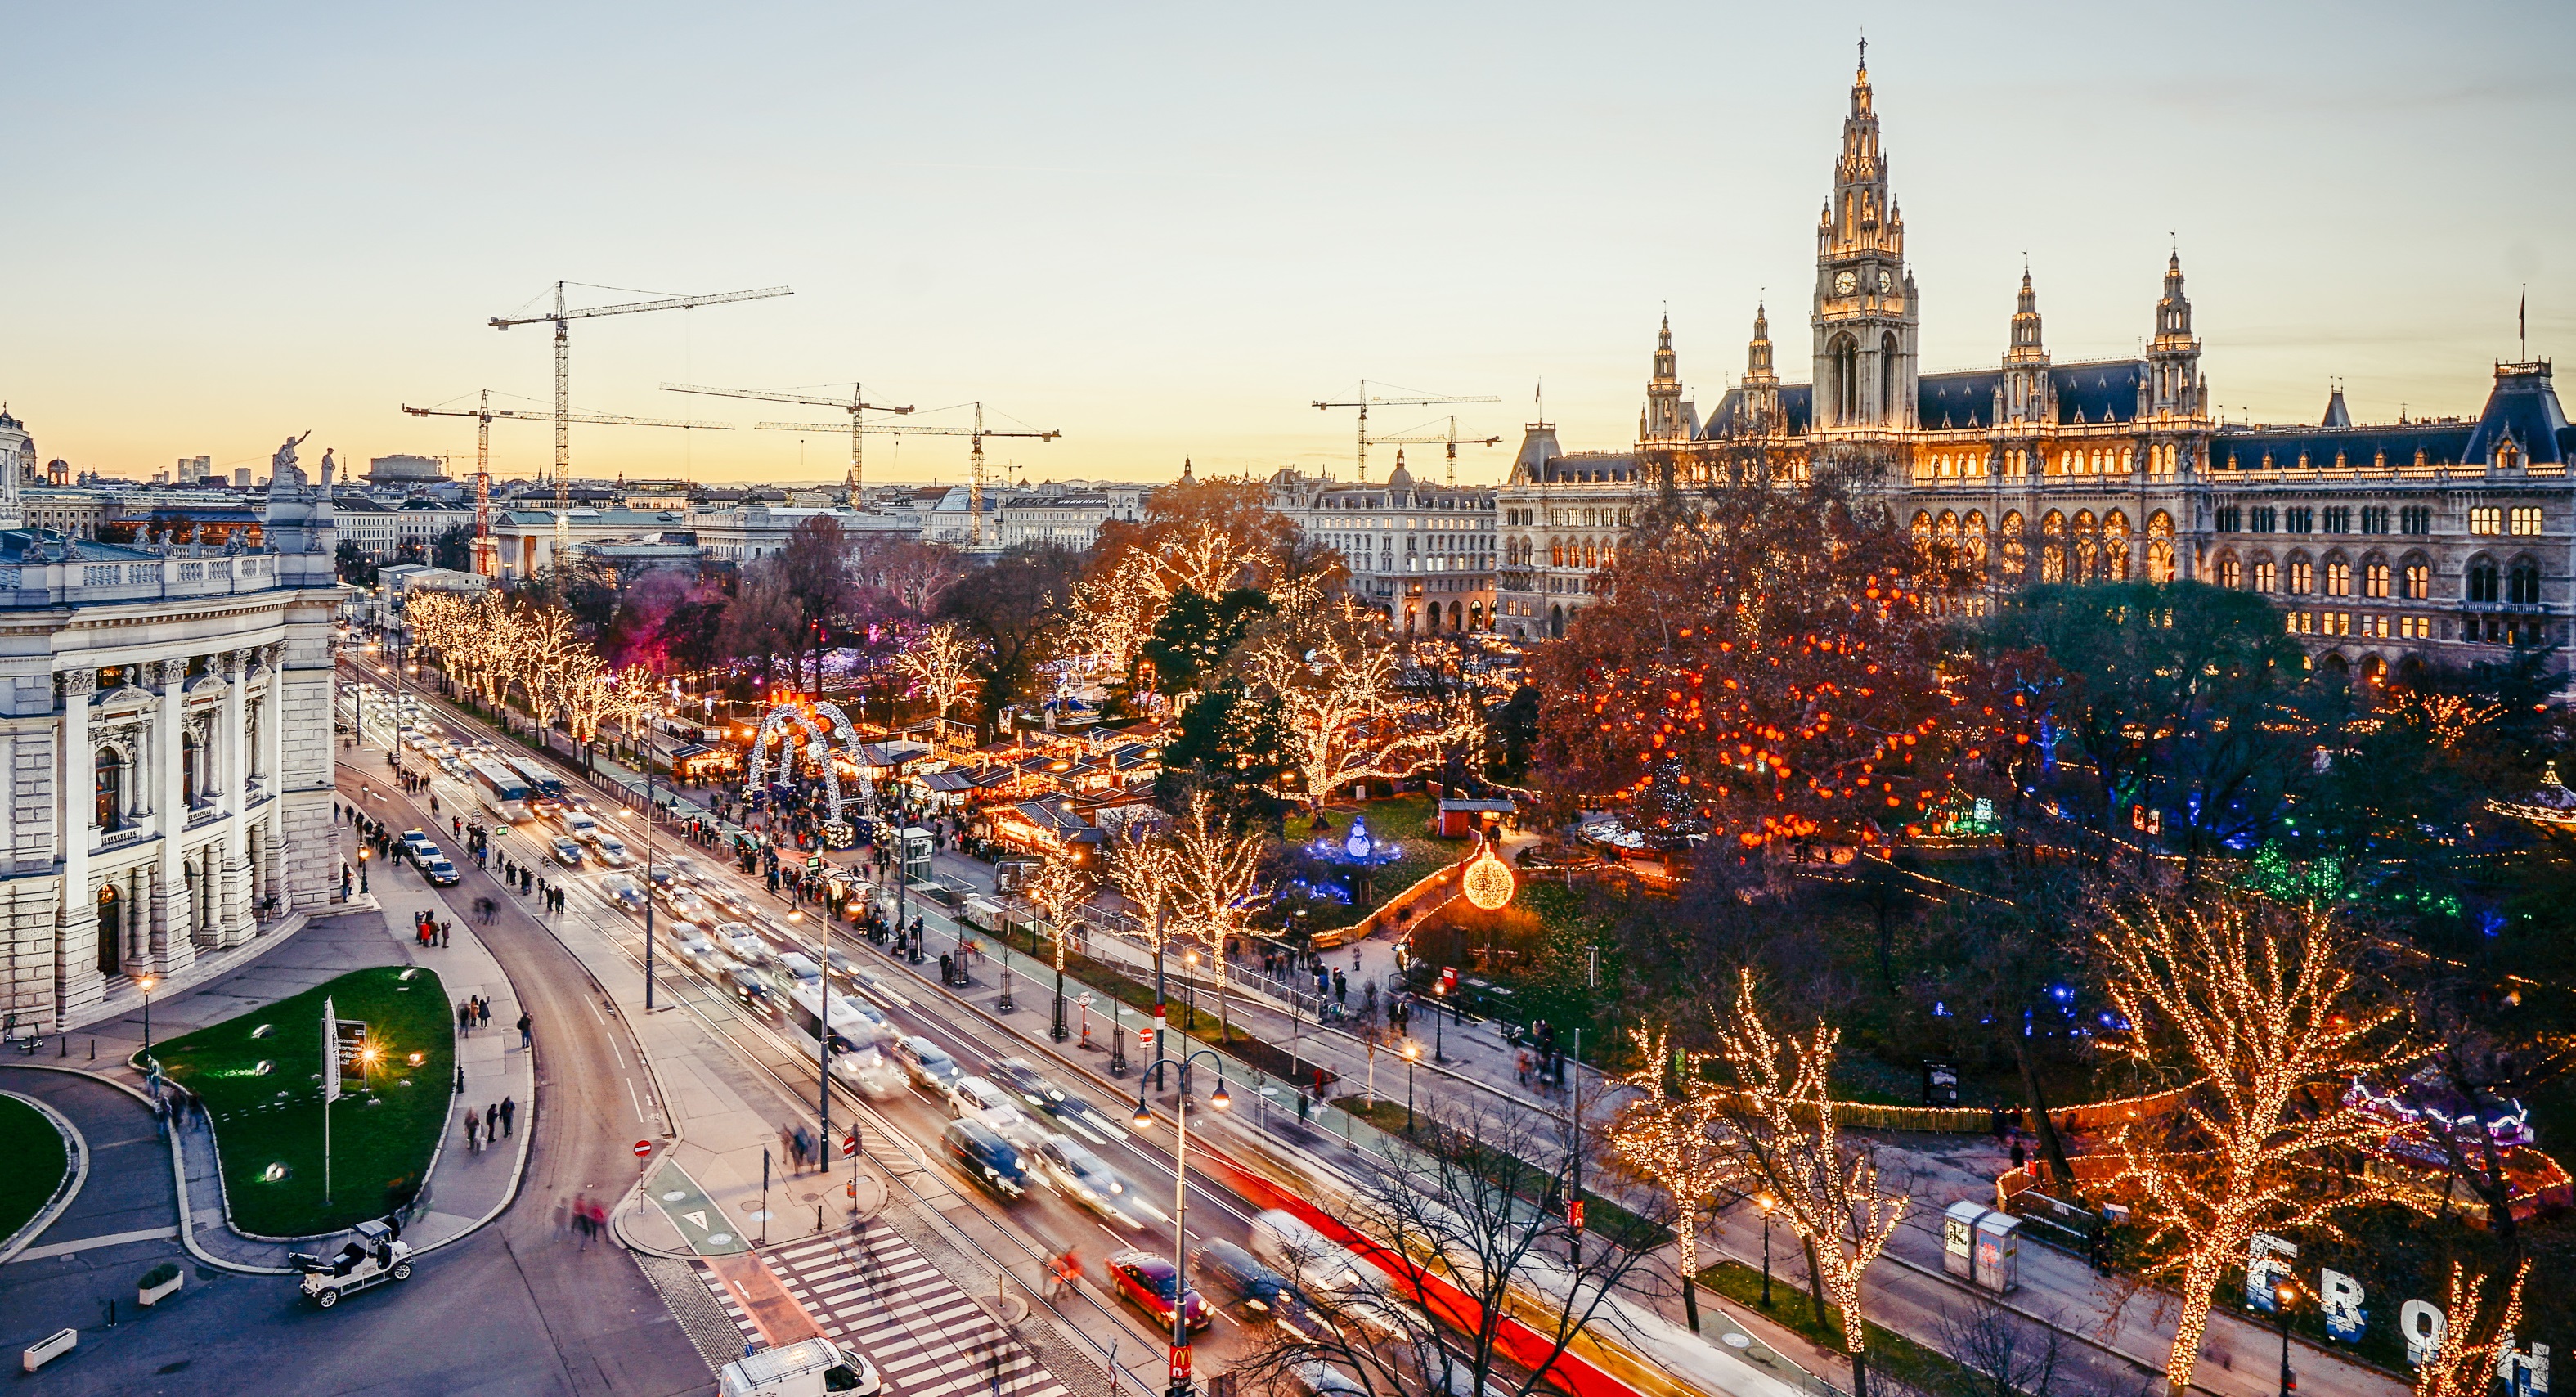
[[1105, 1250, 1211, 1333]]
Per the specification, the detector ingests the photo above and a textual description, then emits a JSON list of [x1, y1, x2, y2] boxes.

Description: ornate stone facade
[[0, 427, 340, 1032], [1496, 54, 2576, 690]]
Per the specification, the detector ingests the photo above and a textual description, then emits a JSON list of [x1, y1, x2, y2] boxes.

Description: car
[[774, 951, 823, 988], [725, 966, 777, 1017], [1104, 1250, 1210, 1333], [716, 1336, 882, 1397], [592, 837, 635, 869], [1031, 1134, 1145, 1227], [422, 856, 462, 887], [711, 887, 760, 921], [1250, 1210, 1413, 1332], [945, 1077, 1044, 1146], [985, 1058, 1071, 1114], [716, 923, 774, 967], [289, 1219, 413, 1309], [1194, 1238, 1334, 1339], [547, 836, 586, 868], [560, 811, 603, 845], [822, 949, 864, 987], [941, 1117, 1028, 1199], [399, 827, 434, 856], [832, 1044, 907, 1099], [597, 873, 649, 914], [829, 992, 899, 1046], [895, 1035, 962, 1092], [646, 864, 684, 892], [664, 887, 713, 921]]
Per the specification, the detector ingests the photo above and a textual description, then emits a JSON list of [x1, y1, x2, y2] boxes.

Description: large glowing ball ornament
[[1462, 842, 1516, 911]]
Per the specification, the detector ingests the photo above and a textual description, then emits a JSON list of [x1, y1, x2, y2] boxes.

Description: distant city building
[[487, 506, 693, 579], [1492, 53, 2576, 681], [174, 455, 213, 484], [1270, 450, 1497, 635], [366, 454, 447, 487]]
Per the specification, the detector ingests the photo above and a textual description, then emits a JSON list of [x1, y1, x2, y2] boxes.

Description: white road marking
[[626, 1076, 648, 1121]]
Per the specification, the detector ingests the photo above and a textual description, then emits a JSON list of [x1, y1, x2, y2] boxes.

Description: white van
[[718, 1337, 881, 1397], [560, 810, 603, 845]]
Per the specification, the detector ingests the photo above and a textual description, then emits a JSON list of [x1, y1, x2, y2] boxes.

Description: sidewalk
[[69, 785, 541, 1273]]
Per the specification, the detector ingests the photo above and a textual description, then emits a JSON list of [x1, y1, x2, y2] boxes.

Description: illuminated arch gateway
[[747, 698, 868, 827]]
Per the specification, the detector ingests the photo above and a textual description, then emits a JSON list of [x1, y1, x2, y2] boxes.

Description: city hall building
[[1497, 56, 2574, 689], [0, 412, 343, 1033]]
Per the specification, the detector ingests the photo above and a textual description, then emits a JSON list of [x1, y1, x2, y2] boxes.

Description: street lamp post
[[1402, 1038, 1420, 1135], [1051, 919, 1069, 1042], [1757, 1193, 1775, 1308], [1132, 1050, 1229, 1397], [139, 975, 157, 1065], [1432, 985, 1447, 1064], [2275, 1280, 2300, 1397]]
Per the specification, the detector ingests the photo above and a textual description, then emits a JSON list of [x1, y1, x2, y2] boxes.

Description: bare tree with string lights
[[2091, 891, 2402, 1397], [1609, 1026, 1732, 1335], [1702, 970, 1907, 1397], [2413, 1260, 2530, 1397]]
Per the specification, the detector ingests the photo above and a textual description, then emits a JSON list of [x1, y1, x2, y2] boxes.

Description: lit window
[[2220, 559, 2242, 588], [2471, 505, 2502, 534], [2510, 506, 2543, 535], [2253, 561, 2278, 592], [2325, 560, 2350, 595], [2402, 563, 2430, 600], [2289, 559, 2315, 593], [2364, 563, 2390, 598]]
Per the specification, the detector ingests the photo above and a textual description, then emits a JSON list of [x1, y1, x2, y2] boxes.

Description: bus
[[467, 757, 535, 824], [508, 757, 569, 816], [784, 983, 900, 1089]]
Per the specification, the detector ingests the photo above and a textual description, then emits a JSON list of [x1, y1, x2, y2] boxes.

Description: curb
[[0, 1089, 88, 1264]]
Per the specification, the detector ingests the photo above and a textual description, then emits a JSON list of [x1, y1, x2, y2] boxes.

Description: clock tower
[[1812, 43, 1919, 433]]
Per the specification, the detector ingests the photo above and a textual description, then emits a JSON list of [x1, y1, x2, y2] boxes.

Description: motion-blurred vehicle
[[716, 1336, 882, 1397], [596, 872, 648, 915], [1105, 1250, 1209, 1333], [1030, 1134, 1144, 1227], [941, 1118, 1027, 1199], [895, 1035, 961, 1092], [547, 836, 585, 868], [1194, 1238, 1333, 1339]]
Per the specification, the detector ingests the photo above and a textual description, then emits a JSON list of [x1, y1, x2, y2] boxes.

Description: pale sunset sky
[[7, 2, 2570, 487]]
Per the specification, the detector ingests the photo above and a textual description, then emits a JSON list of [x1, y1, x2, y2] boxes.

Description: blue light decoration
[[1309, 815, 1404, 870]]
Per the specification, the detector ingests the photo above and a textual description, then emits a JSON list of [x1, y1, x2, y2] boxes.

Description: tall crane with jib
[[754, 403, 1057, 548], [1377, 416, 1504, 487], [1310, 382, 1498, 483], [400, 393, 734, 577], [660, 383, 913, 503], [487, 282, 792, 516]]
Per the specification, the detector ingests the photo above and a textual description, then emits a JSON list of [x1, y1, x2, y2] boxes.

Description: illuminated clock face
[[1833, 270, 1857, 295], [1878, 268, 1895, 292]]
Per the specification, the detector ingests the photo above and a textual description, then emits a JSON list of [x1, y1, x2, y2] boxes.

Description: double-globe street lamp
[[1131, 1049, 1230, 1397]]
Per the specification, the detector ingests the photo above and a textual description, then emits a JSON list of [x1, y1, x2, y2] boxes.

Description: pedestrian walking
[[500, 1095, 516, 1137], [478, 997, 491, 1029], [518, 1013, 532, 1049], [464, 1110, 480, 1152], [572, 1192, 592, 1249], [458, 1000, 473, 1035], [486, 1102, 500, 1140]]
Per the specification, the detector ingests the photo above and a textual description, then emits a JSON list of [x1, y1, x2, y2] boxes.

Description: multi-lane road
[[338, 663, 1411, 1397]]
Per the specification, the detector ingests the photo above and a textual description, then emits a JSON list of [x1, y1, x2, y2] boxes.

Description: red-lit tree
[[1533, 453, 1986, 854]]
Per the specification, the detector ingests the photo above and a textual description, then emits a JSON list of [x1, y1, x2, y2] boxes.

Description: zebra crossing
[[698, 1223, 1070, 1397]]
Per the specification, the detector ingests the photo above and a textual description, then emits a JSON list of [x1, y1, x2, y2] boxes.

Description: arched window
[[1831, 335, 1859, 424], [2402, 559, 2430, 600], [2468, 557, 2500, 603], [2509, 557, 2542, 605], [1879, 331, 1898, 421], [1549, 540, 1563, 567], [2363, 561, 2390, 598], [95, 748, 124, 832], [2288, 557, 2315, 593], [2219, 557, 2242, 589], [2253, 559, 2278, 592], [2323, 557, 2351, 596]]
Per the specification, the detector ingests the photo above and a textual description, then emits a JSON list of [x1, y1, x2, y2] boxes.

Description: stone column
[[258, 647, 283, 817], [54, 668, 101, 1026], [150, 659, 195, 973], [218, 649, 249, 944]]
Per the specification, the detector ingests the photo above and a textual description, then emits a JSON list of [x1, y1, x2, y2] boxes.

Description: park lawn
[[1276, 794, 1465, 936], [0, 1094, 65, 1241], [154, 966, 456, 1237]]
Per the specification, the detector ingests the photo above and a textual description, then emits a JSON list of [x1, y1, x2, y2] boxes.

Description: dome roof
[[0, 406, 21, 431]]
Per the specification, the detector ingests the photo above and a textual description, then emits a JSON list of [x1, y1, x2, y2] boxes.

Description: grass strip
[[0, 1094, 65, 1240], [155, 965, 456, 1236]]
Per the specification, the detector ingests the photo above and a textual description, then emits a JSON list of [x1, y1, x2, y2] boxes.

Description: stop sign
[[633, 1139, 653, 1158]]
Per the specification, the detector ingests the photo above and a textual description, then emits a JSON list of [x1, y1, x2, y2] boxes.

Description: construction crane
[[756, 402, 1057, 548], [400, 394, 734, 577], [1310, 381, 1499, 482], [1377, 416, 1504, 487], [487, 281, 792, 514], [661, 382, 913, 502]]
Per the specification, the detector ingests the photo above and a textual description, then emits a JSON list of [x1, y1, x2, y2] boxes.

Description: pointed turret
[[2322, 384, 2352, 428], [1999, 270, 2054, 427], [2147, 248, 2204, 418], [1642, 313, 1688, 442], [1738, 302, 1783, 433]]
